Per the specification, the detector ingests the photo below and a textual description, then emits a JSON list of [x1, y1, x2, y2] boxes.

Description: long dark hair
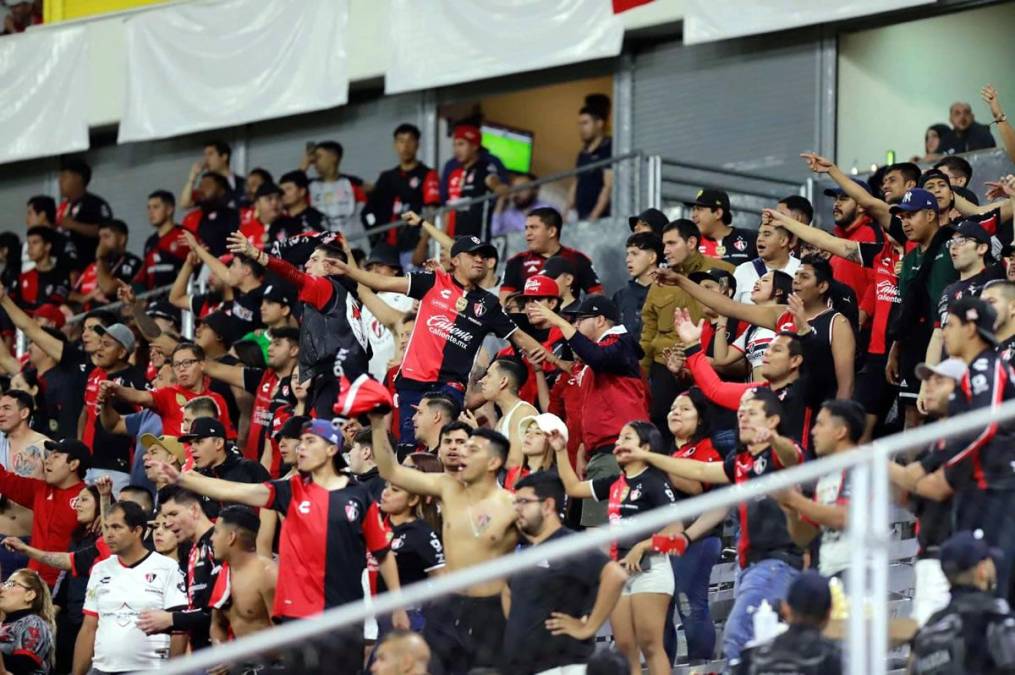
[[624, 420, 667, 454], [676, 387, 712, 444], [407, 453, 443, 534], [769, 270, 794, 304], [71, 484, 103, 545]]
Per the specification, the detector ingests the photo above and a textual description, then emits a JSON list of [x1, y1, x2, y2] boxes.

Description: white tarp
[[0, 26, 89, 164], [684, 0, 935, 45], [385, 0, 624, 95], [118, 0, 349, 144]]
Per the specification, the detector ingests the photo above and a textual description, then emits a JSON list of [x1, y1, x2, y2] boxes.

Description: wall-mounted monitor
[[481, 122, 534, 174]]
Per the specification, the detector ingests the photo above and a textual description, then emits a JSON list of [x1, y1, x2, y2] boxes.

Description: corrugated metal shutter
[[0, 159, 50, 233], [632, 32, 821, 183], [246, 92, 426, 186]]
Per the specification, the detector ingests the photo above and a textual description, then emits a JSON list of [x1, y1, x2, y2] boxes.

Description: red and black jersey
[[56, 192, 112, 267], [83, 364, 145, 472], [501, 246, 603, 296], [138, 227, 191, 289], [590, 467, 676, 560], [723, 446, 805, 569], [241, 367, 295, 464], [698, 227, 758, 265], [74, 253, 142, 307], [171, 527, 219, 650], [263, 475, 392, 619], [363, 163, 440, 251], [855, 238, 901, 355], [441, 158, 499, 238], [288, 206, 326, 234], [398, 270, 517, 388], [16, 267, 70, 311]]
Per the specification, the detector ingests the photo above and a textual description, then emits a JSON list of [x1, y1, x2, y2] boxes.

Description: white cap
[[519, 413, 568, 444], [915, 358, 968, 382]]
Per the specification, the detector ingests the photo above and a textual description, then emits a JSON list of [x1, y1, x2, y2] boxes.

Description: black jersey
[[590, 466, 676, 559], [376, 519, 445, 593]]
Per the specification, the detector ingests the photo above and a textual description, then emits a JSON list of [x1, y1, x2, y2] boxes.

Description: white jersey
[[361, 291, 416, 381], [813, 471, 850, 577], [733, 256, 800, 304], [731, 325, 776, 370], [84, 552, 188, 672]]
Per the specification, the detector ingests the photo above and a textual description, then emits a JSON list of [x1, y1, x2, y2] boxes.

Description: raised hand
[[800, 152, 834, 174], [787, 293, 810, 333], [94, 474, 114, 498], [654, 268, 682, 286], [982, 84, 1004, 119], [672, 308, 704, 346], [402, 211, 424, 227], [459, 409, 480, 429], [226, 231, 256, 258], [985, 175, 1015, 200]]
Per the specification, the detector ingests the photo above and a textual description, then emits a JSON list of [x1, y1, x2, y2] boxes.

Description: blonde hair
[[9, 569, 56, 665]]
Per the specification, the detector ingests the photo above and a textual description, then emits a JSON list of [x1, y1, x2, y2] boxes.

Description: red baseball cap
[[333, 374, 393, 418], [452, 124, 481, 146], [33, 304, 66, 329], [522, 274, 559, 299]]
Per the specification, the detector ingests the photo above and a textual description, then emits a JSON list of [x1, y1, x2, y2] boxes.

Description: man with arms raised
[[209, 506, 277, 643], [0, 391, 49, 574], [370, 415, 516, 675]]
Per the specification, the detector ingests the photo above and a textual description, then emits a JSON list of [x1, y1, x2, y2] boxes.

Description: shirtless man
[[0, 391, 49, 555], [209, 506, 277, 644], [371, 414, 516, 675], [476, 359, 537, 468]]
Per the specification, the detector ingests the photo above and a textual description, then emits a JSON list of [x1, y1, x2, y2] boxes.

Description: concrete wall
[[837, 2, 1015, 169]]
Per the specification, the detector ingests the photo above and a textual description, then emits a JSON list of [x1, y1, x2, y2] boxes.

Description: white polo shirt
[[84, 551, 188, 672]]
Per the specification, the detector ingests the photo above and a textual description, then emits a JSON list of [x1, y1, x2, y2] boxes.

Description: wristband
[[993, 114, 1008, 125]]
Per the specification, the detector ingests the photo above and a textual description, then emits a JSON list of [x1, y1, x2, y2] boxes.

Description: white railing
[[154, 397, 1015, 675]]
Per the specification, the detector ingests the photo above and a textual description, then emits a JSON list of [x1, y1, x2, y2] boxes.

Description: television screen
[[481, 123, 534, 174]]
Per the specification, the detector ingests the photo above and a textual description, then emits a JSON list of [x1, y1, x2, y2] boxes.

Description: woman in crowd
[[554, 421, 682, 675], [504, 413, 563, 491], [151, 512, 181, 562], [402, 451, 444, 539], [0, 568, 56, 675], [709, 270, 793, 382]]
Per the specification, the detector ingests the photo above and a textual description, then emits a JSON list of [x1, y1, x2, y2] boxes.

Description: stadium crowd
[[0, 81, 1012, 675]]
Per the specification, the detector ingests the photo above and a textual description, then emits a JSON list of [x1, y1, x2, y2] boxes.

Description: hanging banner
[[684, 0, 934, 44], [0, 26, 89, 164], [385, 0, 624, 95], [118, 0, 349, 144]]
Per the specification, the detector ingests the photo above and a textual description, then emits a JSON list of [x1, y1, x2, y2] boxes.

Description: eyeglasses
[[171, 358, 201, 370], [1, 579, 31, 590], [512, 498, 544, 507]]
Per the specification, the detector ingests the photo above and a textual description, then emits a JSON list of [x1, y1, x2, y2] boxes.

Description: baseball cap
[[261, 284, 293, 307], [685, 189, 732, 224], [332, 374, 394, 418], [255, 182, 282, 199], [33, 304, 66, 329], [522, 274, 560, 299], [450, 235, 496, 259], [140, 434, 187, 464], [688, 268, 737, 294], [889, 188, 938, 214], [452, 124, 481, 145], [43, 439, 91, 471], [201, 312, 237, 346], [364, 246, 404, 274], [953, 220, 991, 246], [179, 417, 227, 442], [94, 323, 136, 352], [520, 413, 569, 444], [948, 295, 999, 346], [784, 571, 832, 620], [541, 256, 576, 279], [823, 178, 874, 199], [302, 418, 342, 447], [147, 300, 181, 326], [940, 530, 1003, 576], [918, 168, 951, 188], [628, 208, 668, 235], [273, 415, 311, 442], [572, 294, 620, 323], [915, 358, 968, 382]]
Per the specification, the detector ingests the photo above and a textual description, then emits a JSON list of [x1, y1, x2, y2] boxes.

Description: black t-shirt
[[362, 163, 438, 252], [998, 335, 1015, 368], [723, 447, 804, 569], [266, 216, 305, 246], [60, 192, 112, 267], [91, 364, 146, 472], [936, 266, 1006, 327], [503, 527, 610, 674], [590, 466, 676, 558], [912, 442, 954, 558], [210, 354, 242, 427], [290, 207, 326, 234], [268, 231, 344, 269], [500, 246, 603, 297], [229, 285, 264, 334], [197, 204, 240, 256], [37, 343, 91, 439], [575, 137, 612, 219], [103, 252, 143, 287], [376, 519, 444, 594]]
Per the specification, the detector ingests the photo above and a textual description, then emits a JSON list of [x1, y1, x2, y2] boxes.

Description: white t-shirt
[[309, 178, 365, 240], [84, 552, 188, 672], [731, 325, 776, 370], [732, 256, 801, 304], [812, 471, 850, 577], [362, 291, 416, 381]]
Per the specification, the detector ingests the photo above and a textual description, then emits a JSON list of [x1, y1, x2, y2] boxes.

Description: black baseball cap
[[940, 530, 1003, 576], [201, 312, 237, 346], [43, 439, 91, 470], [273, 415, 311, 442], [261, 284, 294, 307], [953, 220, 991, 246], [918, 168, 951, 188], [948, 295, 999, 346], [572, 294, 620, 323], [541, 256, 576, 279], [823, 178, 874, 199], [688, 268, 737, 294], [628, 208, 668, 235], [365, 246, 404, 274], [450, 236, 496, 259], [179, 417, 227, 442], [147, 300, 181, 326], [784, 571, 832, 621], [255, 182, 282, 199], [685, 189, 732, 224]]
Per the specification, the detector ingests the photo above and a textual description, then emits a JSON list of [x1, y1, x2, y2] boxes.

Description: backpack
[[910, 593, 1015, 674]]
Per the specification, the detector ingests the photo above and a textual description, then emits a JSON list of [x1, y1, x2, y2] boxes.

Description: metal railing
[[155, 395, 1015, 675]]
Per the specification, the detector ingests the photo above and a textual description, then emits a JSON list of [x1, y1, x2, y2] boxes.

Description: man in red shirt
[[101, 342, 235, 438], [136, 190, 191, 290], [821, 179, 881, 321], [0, 439, 88, 586], [439, 124, 507, 238], [18, 227, 70, 312]]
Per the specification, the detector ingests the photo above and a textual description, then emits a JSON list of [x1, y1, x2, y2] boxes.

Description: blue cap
[[823, 178, 874, 199], [784, 570, 832, 620], [940, 530, 1002, 576], [889, 188, 938, 214], [302, 418, 342, 447]]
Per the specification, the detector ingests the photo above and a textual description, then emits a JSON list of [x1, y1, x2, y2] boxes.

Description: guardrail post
[[869, 450, 890, 675], [646, 155, 661, 210], [847, 460, 871, 675]]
